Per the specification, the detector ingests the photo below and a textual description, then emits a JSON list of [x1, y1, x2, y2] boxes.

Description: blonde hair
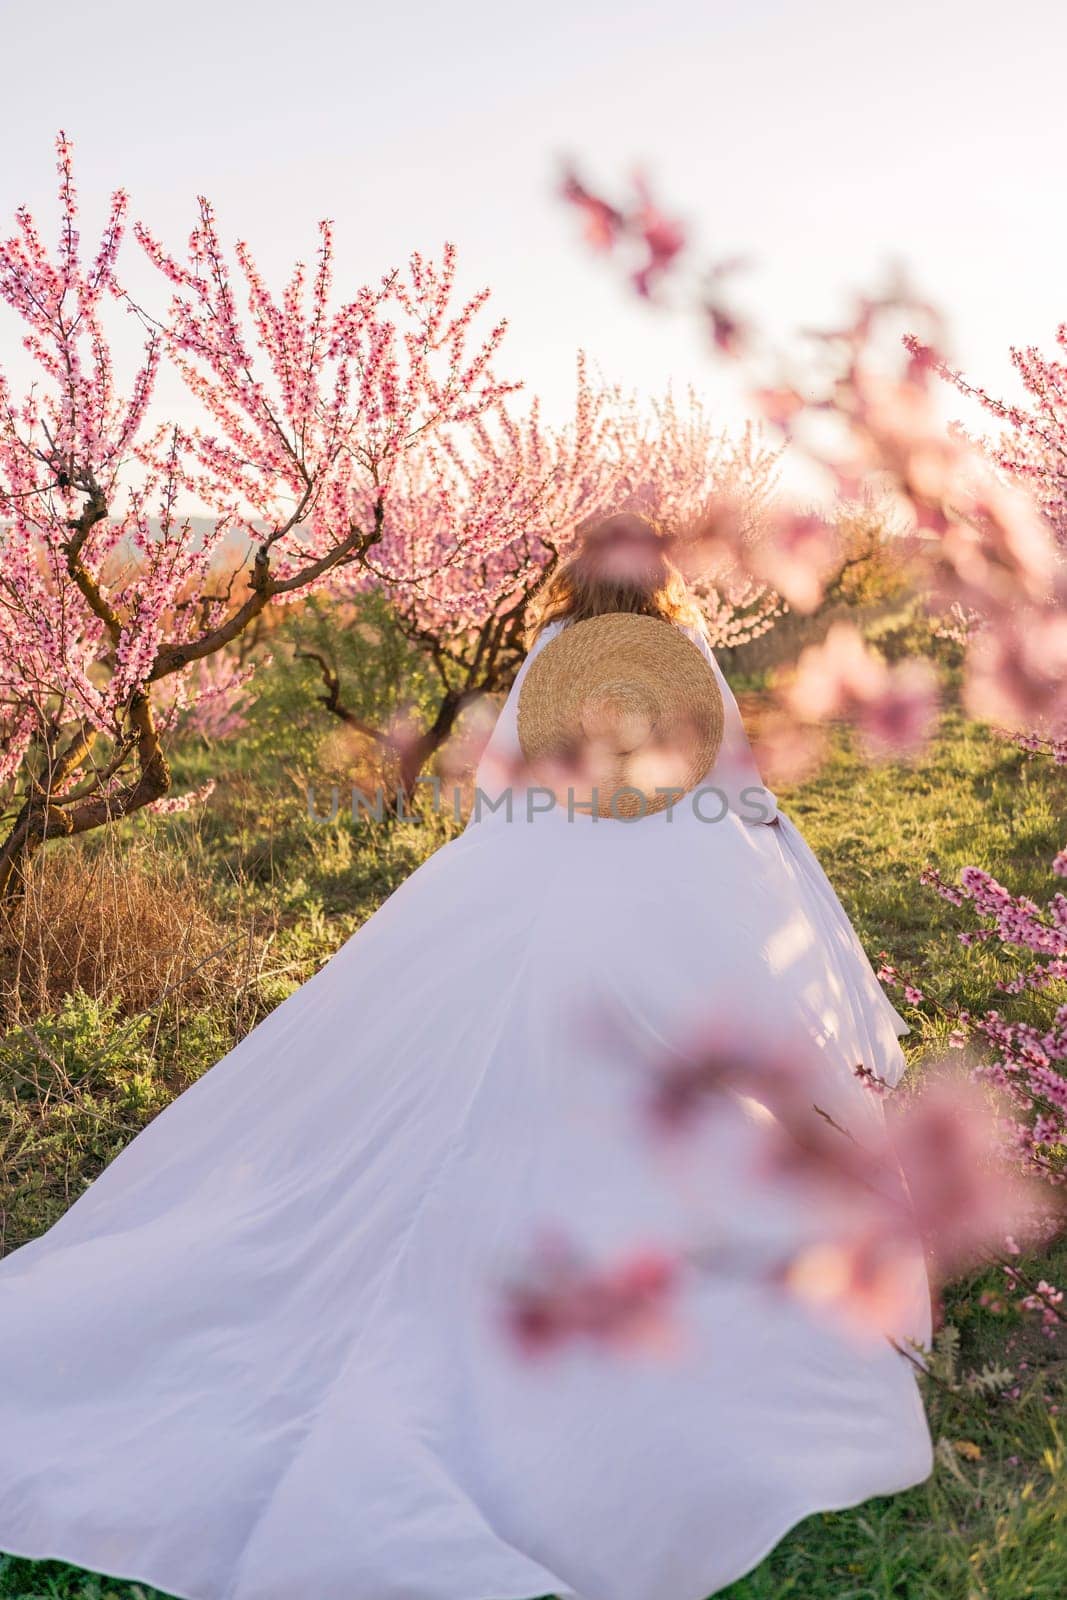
[[525, 512, 704, 646]]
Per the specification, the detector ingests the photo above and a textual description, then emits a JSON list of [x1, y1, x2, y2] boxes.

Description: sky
[[3, 0, 1067, 440]]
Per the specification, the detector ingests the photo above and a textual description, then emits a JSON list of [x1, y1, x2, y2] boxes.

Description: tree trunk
[[396, 689, 474, 801], [0, 692, 172, 901], [297, 647, 488, 811]]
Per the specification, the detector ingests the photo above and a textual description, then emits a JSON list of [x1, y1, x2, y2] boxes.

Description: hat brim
[[517, 614, 725, 819]]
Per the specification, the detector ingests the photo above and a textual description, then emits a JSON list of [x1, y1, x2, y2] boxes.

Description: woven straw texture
[[517, 613, 724, 818]]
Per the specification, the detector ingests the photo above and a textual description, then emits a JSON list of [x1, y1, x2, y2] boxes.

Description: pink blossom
[[560, 170, 624, 252], [503, 1236, 678, 1357], [0, 136, 527, 862], [787, 623, 940, 759]]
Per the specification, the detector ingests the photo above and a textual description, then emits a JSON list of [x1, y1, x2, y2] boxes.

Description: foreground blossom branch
[[550, 161, 1067, 1355], [503, 1023, 1054, 1355], [562, 168, 1067, 769]]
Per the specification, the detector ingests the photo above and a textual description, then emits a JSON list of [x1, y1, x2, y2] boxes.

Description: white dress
[[0, 620, 933, 1600]]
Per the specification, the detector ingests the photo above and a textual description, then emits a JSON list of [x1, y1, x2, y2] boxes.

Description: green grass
[[1, 680, 1065, 1599], [723, 1415, 1067, 1600]]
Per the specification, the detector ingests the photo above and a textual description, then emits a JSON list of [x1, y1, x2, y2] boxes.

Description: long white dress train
[[0, 621, 933, 1600]]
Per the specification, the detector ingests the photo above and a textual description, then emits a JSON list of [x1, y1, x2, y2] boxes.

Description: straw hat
[[517, 614, 724, 819]]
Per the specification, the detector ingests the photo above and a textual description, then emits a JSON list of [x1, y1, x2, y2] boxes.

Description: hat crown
[[579, 681, 656, 754]]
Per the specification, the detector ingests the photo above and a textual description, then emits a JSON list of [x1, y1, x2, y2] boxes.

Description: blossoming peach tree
[[0, 136, 525, 894], [310, 374, 783, 792], [912, 321, 1067, 548]]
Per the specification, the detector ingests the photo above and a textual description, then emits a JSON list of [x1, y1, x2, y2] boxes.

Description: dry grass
[[0, 833, 257, 1026], [0, 832, 280, 1256]]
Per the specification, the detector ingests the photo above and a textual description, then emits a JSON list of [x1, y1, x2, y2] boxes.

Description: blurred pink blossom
[[787, 623, 939, 758], [503, 1235, 678, 1357]]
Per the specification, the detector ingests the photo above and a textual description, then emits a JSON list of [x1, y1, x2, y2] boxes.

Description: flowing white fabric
[[0, 622, 931, 1600]]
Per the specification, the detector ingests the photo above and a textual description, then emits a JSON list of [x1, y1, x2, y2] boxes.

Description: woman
[[0, 513, 933, 1600]]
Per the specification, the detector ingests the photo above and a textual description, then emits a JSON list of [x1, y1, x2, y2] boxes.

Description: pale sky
[[3, 0, 1066, 438]]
